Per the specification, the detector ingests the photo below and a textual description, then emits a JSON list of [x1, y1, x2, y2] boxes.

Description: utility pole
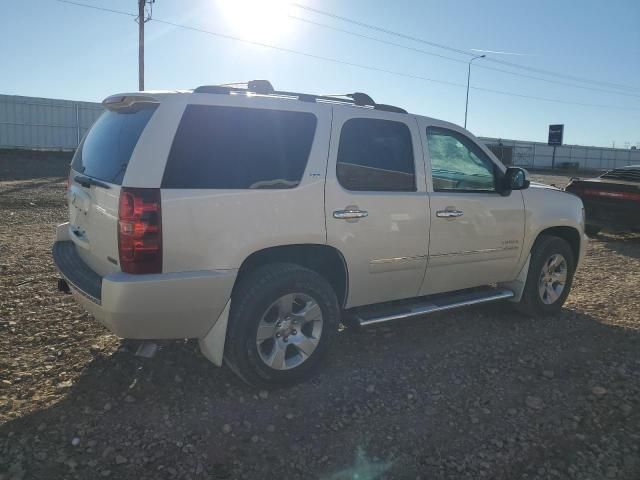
[[464, 54, 485, 129], [137, 1, 155, 91]]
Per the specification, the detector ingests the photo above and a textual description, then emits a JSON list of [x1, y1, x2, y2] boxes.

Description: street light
[[464, 54, 485, 129]]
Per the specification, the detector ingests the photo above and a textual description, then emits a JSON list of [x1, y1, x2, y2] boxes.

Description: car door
[[325, 109, 430, 308], [417, 121, 525, 296]]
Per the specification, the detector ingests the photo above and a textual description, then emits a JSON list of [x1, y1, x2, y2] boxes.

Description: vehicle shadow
[[2, 303, 639, 479], [595, 232, 640, 259], [0, 177, 66, 196]]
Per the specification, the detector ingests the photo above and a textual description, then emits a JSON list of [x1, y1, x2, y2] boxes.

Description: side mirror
[[500, 167, 530, 196]]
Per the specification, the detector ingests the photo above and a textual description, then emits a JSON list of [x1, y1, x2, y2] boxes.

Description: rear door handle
[[333, 208, 368, 219], [436, 209, 464, 218]]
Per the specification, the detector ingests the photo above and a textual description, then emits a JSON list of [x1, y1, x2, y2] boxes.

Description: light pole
[[464, 54, 485, 129]]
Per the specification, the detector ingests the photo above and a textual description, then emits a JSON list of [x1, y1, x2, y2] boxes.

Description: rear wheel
[[514, 235, 575, 317], [225, 263, 339, 387]]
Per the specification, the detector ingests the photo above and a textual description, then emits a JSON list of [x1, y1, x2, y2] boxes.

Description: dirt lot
[[1, 168, 640, 480]]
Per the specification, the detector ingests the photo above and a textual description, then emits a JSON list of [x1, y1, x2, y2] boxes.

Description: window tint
[[71, 106, 156, 185], [426, 127, 496, 192], [337, 118, 415, 192], [162, 105, 317, 189]]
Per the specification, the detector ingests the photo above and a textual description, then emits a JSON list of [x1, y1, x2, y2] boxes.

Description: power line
[[52, 0, 640, 112], [289, 14, 640, 100], [291, 3, 640, 94]]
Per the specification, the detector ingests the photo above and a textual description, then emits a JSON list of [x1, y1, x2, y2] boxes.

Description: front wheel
[[514, 235, 575, 317], [224, 263, 339, 387]]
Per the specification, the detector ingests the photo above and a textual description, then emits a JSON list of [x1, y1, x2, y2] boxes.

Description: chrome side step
[[352, 288, 514, 327]]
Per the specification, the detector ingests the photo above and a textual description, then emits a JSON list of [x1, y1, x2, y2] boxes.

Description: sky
[[1, 0, 639, 148]]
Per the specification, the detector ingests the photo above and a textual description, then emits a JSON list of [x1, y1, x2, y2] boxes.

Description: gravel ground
[[1, 169, 640, 480]]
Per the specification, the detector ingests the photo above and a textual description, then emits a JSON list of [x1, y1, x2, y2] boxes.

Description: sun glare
[[218, 0, 293, 42]]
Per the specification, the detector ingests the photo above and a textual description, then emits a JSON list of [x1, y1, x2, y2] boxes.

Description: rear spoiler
[[102, 94, 159, 111]]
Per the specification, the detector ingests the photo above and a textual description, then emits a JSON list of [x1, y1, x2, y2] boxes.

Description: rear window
[[71, 106, 156, 185], [601, 167, 640, 183], [162, 105, 317, 189]]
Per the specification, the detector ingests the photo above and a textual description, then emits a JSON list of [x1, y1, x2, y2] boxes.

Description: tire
[[224, 263, 339, 387], [513, 235, 575, 317], [585, 225, 601, 236]]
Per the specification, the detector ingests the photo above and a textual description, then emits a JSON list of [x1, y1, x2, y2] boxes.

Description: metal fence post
[[75, 104, 81, 147], [532, 143, 536, 168]]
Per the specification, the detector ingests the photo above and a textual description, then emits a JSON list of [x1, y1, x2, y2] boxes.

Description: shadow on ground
[[2, 303, 639, 479]]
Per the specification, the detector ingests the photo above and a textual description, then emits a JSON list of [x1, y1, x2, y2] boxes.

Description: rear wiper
[[74, 174, 111, 190]]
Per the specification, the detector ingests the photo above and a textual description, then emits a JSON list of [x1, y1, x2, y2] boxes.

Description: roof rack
[[193, 80, 407, 114]]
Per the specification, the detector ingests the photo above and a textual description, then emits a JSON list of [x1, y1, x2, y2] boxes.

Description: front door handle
[[436, 209, 464, 218], [333, 208, 368, 219]]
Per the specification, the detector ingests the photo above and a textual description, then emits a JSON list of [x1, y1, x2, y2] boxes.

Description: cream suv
[[53, 80, 587, 386]]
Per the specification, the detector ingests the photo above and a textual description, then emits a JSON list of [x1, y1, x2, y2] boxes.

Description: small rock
[[222, 424, 232, 434], [285, 413, 294, 420], [114, 455, 127, 465], [542, 370, 555, 379], [591, 386, 607, 397], [251, 435, 259, 443], [366, 385, 375, 394], [258, 390, 269, 400], [266, 425, 275, 433], [71, 437, 80, 446], [103, 403, 112, 411], [525, 396, 544, 410], [100, 470, 111, 477], [174, 374, 183, 383], [124, 395, 135, 403]]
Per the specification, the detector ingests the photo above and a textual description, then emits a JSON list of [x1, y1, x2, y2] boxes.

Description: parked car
[[53, 80, 587, 386], [565, 166, 640, 235]]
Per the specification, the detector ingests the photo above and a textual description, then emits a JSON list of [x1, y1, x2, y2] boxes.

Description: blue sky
[[2, 0, 639, 147]]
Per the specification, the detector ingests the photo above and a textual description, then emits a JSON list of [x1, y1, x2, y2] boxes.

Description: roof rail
[[192, 80, 407, 114]]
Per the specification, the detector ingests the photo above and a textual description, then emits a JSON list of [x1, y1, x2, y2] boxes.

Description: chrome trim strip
[[430, 247, 513, 258], [370, 255, 428, 265], [369, 255, 427, 273]]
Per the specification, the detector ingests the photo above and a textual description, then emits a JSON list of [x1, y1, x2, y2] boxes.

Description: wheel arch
[[534, 226, 581, 263], [233, 244, 349, 308]]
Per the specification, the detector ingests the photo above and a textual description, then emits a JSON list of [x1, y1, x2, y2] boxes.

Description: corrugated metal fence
[[480, 136, 640, 171], [0, 94, 103, 150], [1, 94, 638, 171]]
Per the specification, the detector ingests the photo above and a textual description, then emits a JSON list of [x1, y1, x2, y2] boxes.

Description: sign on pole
[[548, 124, 564, 146]]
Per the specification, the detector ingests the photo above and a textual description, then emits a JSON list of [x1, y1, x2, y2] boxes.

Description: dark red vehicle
[[565, 165, 640, 235]]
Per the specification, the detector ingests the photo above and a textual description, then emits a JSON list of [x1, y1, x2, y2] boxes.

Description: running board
[[351, 287, 514, 327]]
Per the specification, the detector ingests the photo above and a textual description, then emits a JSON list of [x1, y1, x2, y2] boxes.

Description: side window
[[426, 127, 496, 192], [162, 105, 317, 189], [337, 118, 416, 192]]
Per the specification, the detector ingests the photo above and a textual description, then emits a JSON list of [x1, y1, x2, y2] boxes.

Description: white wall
[[480, 136, 640, 171], [0, 94, 103, 150]]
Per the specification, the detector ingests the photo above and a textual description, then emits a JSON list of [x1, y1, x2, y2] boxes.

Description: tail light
[[118, 188, 162, 274]]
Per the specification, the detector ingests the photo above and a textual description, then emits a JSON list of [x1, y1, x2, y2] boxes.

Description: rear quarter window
[[71, 106, 156, 185], [162, 105, 317, 189]]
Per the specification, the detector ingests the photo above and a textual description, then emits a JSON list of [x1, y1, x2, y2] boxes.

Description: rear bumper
[[52, 232, 237, 340]]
